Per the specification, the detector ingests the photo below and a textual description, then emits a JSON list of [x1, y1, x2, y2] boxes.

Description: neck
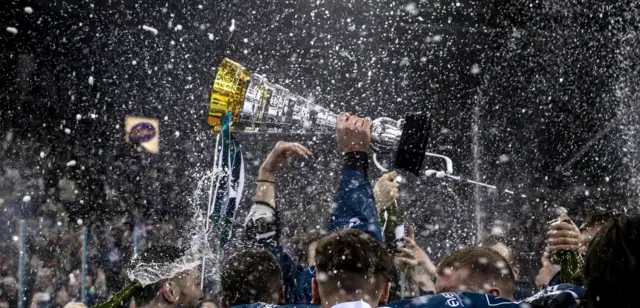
[[321, 295, 376, 308], [138, 298, 175, 308]]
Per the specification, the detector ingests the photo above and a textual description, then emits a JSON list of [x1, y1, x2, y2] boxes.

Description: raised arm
[[329, 112, 382, 241]]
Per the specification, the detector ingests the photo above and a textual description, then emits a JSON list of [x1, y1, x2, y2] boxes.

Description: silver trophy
[[208, 58, 436, 175]]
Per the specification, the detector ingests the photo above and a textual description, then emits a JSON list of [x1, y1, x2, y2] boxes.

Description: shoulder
[[384, 292, 520, 308]]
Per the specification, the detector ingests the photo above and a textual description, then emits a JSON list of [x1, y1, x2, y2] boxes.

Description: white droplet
[[132, 60, 137, 65], [436, 171, 446, 178], [142, 25, 158, 35], [12, 236, 19, 242], [24, 7, 34, 14], [432, 34, 442, 42], [6, 27, 18, 34], [174, 131, 181, 137], [66, 160, 77, 167], [243, 49, 248, 54], [243, 38, 249, 43], [605, 176, 610, 182], [208, 33, 214, 40], [57, 221, 62, 227], [22, 195, 31, 202], [164, 116, 169, 120], [64, 128, 71, 134], [585, 190, 590, 196], [498, 154, 510, 163], [76, 114, 82, 120], [40, 151, 46, 158], [229, 19, 236, 32], [88, 76, 94, 85], [470, 64, 481, 75], [77, 219, 83, 225], [175, 24, 183, 31]]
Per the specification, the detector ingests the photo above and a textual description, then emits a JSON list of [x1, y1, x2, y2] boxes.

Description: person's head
[[584, 214, 640, 308], [435, 246, 516, 300], [200, 299, 218, 308], [312, 229, 393, 308], [133, 245, 203, 308], [476, 235, 520, 279], [220, 250, 283, 308], [579, 211, 616, 256]]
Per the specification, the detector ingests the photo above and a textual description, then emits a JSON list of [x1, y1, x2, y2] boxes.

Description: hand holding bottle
[[546, 213, 581, 254], [374, 171, 399, 212]]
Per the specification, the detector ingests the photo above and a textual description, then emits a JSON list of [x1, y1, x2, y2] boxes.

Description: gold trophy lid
[[208, 58, 252, 130]]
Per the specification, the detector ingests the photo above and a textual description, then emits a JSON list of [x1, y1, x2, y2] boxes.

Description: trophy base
[[394, 113, 431, 176]]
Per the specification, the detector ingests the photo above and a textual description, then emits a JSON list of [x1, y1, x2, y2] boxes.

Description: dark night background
[[2, 0, 640, 283]]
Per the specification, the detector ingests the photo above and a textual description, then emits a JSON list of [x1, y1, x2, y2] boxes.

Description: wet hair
[[314, 229, 393, 302], [584, 215, 640, 308], [220, 250, 283, 306], [580, 211, 617, 232], [476, 235, 519, 270], [437, 246, 516, 299], [133, 245, 187, 305]]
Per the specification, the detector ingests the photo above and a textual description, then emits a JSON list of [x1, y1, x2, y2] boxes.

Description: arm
[[328, 113, 383, 241], [242, 141, 312, 305]]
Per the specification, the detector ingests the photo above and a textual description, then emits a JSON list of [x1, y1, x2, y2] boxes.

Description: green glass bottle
[[381, 200, 405, 253], [549, 218, 585, 285], [91, 281, 142, 308]]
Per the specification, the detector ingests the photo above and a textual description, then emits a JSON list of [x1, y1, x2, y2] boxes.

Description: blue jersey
[[386, 284, 584, 308], [233, 285, 584, 308]]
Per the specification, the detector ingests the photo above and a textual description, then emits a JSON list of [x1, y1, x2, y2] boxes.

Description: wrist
[[258, 169, 276, 182]]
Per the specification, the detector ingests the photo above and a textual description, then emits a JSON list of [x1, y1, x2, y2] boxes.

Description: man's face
[[579, 224, 604, 256], [435, 267, 475, 294], [176, 269, 204, 308]]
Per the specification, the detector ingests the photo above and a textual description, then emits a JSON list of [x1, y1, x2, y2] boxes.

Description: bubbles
[[142, 25, 158, 35], [229, 19, 236, 32], [470, 64, 481, 75]]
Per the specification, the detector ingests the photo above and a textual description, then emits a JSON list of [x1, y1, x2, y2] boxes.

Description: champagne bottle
[[381, 200, 406, 252], [91, 281, 142, 308], [549, 217, 585, 285]]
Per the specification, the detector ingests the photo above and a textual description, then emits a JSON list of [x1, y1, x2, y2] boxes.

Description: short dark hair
[[134, 245, 187, 305], [437, 246, 516, 298], [476, 235, 519, 269], [315, 229, 393, 301], [584, 215, 640, 308], [221, 250, 283, 306], [580, 211, 617, 231]]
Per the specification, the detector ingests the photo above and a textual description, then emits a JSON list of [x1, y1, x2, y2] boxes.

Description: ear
[[161, 281, 180, 304], [512, 267, 520, 280], [488, 287, 501, 298], [279, 285, 285, 305], [312, 278, 321, 305], [220, 297, 228, 308], [378, 282, 391, 306]]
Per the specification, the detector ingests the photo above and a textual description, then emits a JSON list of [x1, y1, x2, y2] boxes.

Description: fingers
[[397, 247, 414, 256], [385, 171, 398, 182], [394, 256, 418, 267], [402, 236, 416, 247], [288, 143, 313, 159], [408, 223, 415, 240], [548, 236, 580, 246], [550, 221, 578, 232]]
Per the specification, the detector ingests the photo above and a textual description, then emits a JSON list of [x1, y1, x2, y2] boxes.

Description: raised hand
[[374, 171, 399, 212], [336, 112, 372, 153], [259, 141, 313, 182], [546, 213, 581, 254]]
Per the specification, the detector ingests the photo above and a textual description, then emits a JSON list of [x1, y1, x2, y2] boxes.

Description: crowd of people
[[3, 112, 639, 308]]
